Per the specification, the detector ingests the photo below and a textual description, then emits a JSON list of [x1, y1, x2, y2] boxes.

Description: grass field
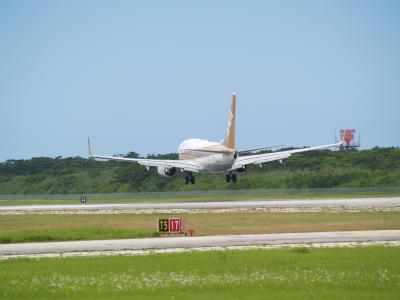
[[1, 211, 399, 243], [0, 246, 399, 299]]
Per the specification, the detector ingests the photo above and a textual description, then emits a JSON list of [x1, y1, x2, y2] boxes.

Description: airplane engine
[[236, 165, 247, 173], [157, 167, 177, 177]]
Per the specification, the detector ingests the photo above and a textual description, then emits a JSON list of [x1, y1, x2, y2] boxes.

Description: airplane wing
[[87, 139, 199, 173], [237, 144, 287, 155], [230, 142, 341, 171]]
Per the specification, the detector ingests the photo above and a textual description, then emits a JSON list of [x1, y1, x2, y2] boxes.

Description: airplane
[[88, 94, 340, 185]]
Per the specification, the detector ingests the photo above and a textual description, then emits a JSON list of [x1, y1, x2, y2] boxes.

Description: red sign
[[340, 129, 355, 145], [169, 218, 181, 233]]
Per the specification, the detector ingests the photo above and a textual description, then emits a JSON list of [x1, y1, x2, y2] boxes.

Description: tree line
[[0, 147, 399, 194]]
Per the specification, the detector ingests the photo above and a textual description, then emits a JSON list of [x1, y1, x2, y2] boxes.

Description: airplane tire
[[226, 174, 231, 183], [185, 177, 189, 185], [190, 176, 195, 184], [231, 174, 237, 183]]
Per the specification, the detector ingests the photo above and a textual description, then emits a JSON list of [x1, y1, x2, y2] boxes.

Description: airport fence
[[0, 186, 399, 200]]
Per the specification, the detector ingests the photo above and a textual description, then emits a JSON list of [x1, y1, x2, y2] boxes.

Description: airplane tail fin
[[221, 93, 236, 149]]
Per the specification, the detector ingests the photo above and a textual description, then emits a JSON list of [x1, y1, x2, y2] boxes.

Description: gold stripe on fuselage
[[178, 144, 234, 160]]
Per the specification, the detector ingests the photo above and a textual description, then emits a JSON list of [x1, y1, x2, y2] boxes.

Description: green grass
[[0, 228, 160, 244], [1, 211, 399, 243], [0, 246, 399, 299]]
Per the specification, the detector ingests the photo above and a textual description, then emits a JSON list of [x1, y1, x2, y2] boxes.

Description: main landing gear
[[184, 173, 195, 185], [226, 173, 237, 183]]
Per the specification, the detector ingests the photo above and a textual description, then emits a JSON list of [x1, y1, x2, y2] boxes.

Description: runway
[[0, 197, 399, 214], [1, 230, 399, 259]]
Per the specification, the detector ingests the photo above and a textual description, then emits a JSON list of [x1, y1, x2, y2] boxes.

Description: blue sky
[[1, 0, 399, 162]]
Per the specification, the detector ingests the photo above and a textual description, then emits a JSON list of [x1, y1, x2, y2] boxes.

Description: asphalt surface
[[0, 197, 399, 213], [1, 230, 399, 257]]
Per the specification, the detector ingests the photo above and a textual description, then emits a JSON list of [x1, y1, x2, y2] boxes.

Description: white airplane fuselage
[[178, 138, 236, 173]]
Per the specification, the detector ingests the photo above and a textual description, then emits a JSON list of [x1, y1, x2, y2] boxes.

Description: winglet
[[221, 93, 236, 149], [87, 138, 93, 158]]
